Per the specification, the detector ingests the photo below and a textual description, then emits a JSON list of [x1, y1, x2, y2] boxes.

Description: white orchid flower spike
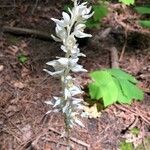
[[44, 0, 93, 129]]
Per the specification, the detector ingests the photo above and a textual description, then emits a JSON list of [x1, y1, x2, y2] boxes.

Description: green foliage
[[88, 68, 143, 107], [18, 54, 28, 64], [135, 6, 150, 14], [119, 0, 135, 5], [130, 127, 140, 136], [138, 20, 150, 28], [120, 141, 133, 150], [86, 5, 108, 29], [119, 137, 150, 150], [135, 6, 150, 29]]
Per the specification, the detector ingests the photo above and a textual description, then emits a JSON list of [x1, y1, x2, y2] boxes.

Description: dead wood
[[2, 26, 54, 41], [110, 47, 119, 68]]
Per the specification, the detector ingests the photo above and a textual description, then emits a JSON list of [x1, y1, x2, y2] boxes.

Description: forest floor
[[0, 0, 150, 150]]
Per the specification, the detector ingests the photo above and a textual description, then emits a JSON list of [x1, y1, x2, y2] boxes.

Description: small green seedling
[[120, 141, 133, 150], [130, 127, 140, 136], [18, 54, 28, 64], [88, 68, 143, 107]]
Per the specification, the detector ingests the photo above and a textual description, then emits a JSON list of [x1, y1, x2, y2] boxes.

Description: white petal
[[62, 12, 70, 24], [45, 101, 53, 105], [46, 110, 52, 114], [64, 88, 71, 99], [57, 58, 69, 66], [69, 85, 83, 96], [75, 24, 86, 30], [51, 34, 61, 42], [75, 119, 85, 127], [75, 30, 92, 38], [61, 45, 67, 53], [51, 18, 65, 27], [86, 6, 92, 14], [83, 12, 94, 19], [62, 102, 70, 113], [46, 60, 57, 66], [43, 69, 64, 76], [53, 99, 62, 107], [71, 64, 87, 72], [69, 58, 79, 66]]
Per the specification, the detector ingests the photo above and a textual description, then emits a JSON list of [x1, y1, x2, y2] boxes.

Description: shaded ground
[[0, 0, 150, 150]]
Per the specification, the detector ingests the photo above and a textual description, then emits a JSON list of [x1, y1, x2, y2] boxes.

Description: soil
[[0, 0, 150, 150]]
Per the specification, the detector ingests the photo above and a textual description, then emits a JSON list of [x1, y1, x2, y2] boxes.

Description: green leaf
[[93, 5, 108, 22], [88, 69, 143, 107], [113, 78, 131, 104], [109, 68, 137, 84], [120, 141, 133, 150], [135, 6, 150, 14], [18, 54, 28, 64], [86, 18, 101, 29], [118, 79, 143, 100], [119, 0, 135, 5], [138, 20, 150, 28], [63, 4, 73, 13], [89, 70, 118, 107]]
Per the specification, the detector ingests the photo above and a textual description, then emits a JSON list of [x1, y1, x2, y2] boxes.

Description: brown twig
[[114, 104, 150, 125], [114, 14, 150, 35], [32, 0, 39, 14], [2, 26, 54, 41], [119, 26, 128, 61], [48, 127, 90, 149]]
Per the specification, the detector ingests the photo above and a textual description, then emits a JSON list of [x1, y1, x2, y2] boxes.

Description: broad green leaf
[[119, 0, 135, 5], [89, 71, 118, 107], [139, 20, 150, 28], [100, 77, 118, 106], [135, 6, 150, 14], [117, 78, 143, 100], [89, 82, 102, 99], [113, 78, 131, 104], [109, 68, 137, 84], [93, 5, 108, 22], [88, 69, 143, 107]]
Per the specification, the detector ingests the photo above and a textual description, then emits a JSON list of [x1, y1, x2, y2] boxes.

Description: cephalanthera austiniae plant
[[44, 0, 93, 129]]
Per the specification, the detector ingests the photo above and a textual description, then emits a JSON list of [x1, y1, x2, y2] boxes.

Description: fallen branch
[[2, 26, 54, 41], [48, 127, 90, 149], [110, 47, 119, 68], [114, 104, 150, 125]]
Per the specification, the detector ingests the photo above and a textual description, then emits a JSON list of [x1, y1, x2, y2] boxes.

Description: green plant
[[130, 127, 140, 136], [120, 141, 133, 150], [44, 0, 93, 145], [88, 68, 143, 107], [18, 54, 28, 64], [135, 6, 150, 28], [119, 0, 135, 5], [64, 2, 108, 29], [86, 4, 108, 29]]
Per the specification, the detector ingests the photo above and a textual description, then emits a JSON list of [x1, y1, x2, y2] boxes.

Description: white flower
[[51, 11, 71, 27], [43, 58, 68, 76], [74, 24, 92, 38], [45, 0, 93, 128], [70, 2, 94, 21]]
